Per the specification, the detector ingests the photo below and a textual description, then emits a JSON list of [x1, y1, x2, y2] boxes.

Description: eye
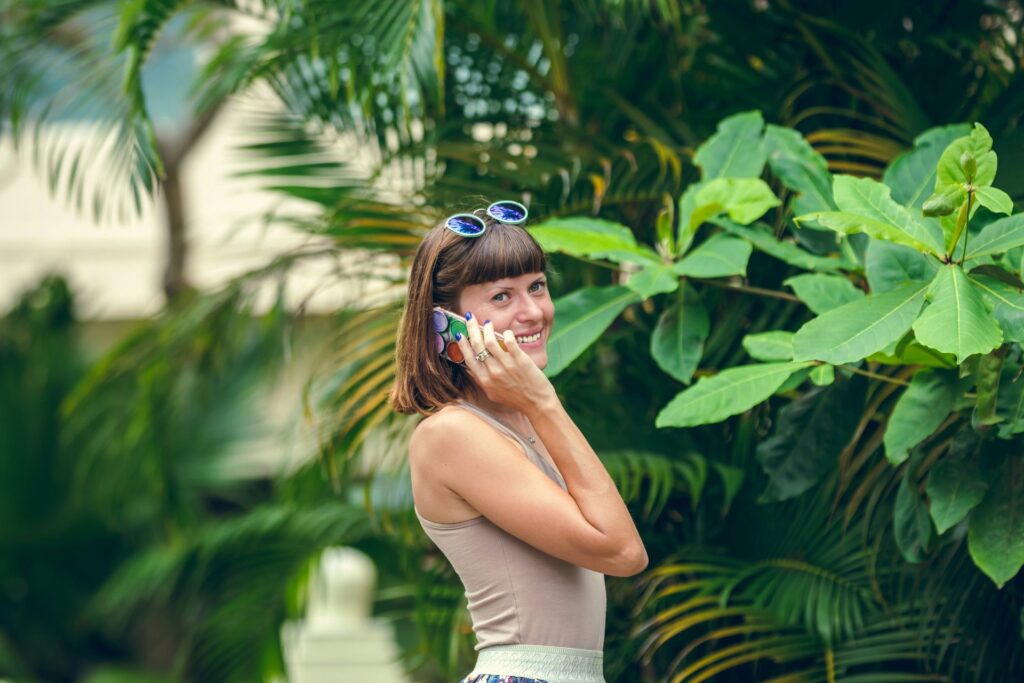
[[530, 281, 547, 292], [492, 292, 509, 302]]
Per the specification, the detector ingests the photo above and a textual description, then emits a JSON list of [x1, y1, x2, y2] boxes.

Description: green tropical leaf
[[693, 110, 767, 180], [964, 214, 1024, 260], [715, 219, 856, 273], [972, 349, 1005, 428], [543, 286, 640, 377], [792, 281, 929, 365], [626, 265, 679, 299], [864, 239, 939, 293], [741, 331, 794, 362], [798, 175, 945, 255], [883, 124, 971, 209], [936, 123, 997, 188], [757, 375, 867, 502], [783, 273, 864, 314], [529, 217, 662, 267], [883, 369, 959, 466], [672, 234, 752, 278], [656, 361, 814, 428], [809, 364, 834, 386], [601, 450, 722, 519], [911, 265, 1003, 364], [927, 453, 989, 534], [974, 186, 1013, 216], [968, 456, 1024, 588], [894, 472, 933, 563], [764, 124, 835, 215], [693, 177, 782, 225], [650, 283, 708, 384], [676, 182, 704, 256]]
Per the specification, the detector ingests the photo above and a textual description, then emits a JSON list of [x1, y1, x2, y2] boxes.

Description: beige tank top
[[414, 399, 607, 652]]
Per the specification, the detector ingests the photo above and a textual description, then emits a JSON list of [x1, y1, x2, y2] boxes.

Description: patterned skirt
[[457, 644, 605, 683]]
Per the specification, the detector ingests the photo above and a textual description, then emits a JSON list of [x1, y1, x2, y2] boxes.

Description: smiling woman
[[388, 202, 647, 683]]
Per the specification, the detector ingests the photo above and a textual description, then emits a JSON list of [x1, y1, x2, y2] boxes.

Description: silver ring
[[475, 348, 492, 362]]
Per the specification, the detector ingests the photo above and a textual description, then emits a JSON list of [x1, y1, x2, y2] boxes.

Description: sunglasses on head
[[444, 200, 529, 237]]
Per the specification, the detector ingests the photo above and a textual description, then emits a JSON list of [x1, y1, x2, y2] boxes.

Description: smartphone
[[432, 306, 507, 364]]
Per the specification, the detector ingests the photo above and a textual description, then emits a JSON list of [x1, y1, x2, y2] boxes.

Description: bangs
[[455, 220, 547, 285]]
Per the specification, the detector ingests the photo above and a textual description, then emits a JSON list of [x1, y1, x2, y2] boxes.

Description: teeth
[[516, 332, 541, 343]]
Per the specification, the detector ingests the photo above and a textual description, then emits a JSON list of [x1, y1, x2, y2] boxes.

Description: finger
[[465, 312, 484, 353], [456, 331, 487, 372], [481, 321, 507, 360]]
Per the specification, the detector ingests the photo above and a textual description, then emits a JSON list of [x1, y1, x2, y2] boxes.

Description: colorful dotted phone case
[[433, 307, 469, 364]]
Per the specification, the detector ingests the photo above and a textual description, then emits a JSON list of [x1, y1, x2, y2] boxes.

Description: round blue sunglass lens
[[488, 202, 526, 223], [446, 215, 486, 235]]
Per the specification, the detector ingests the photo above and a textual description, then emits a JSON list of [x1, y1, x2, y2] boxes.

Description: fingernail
[[455, 332, 462, 340], [465, 311, 472, 320], [484, 319, 490, 325]]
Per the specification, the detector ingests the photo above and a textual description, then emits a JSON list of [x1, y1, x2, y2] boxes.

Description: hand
[[455, 314, 557, 413]]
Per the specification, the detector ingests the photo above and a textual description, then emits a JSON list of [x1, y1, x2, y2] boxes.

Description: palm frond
[[89, 502, 373, 682], [0, 1, 163, 222]]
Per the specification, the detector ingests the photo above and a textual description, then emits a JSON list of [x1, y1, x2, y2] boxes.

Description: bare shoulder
[[409, 404, 518, 523]]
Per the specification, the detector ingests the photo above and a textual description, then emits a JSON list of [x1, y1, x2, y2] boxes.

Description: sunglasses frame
[[444, 200, 529, 238]]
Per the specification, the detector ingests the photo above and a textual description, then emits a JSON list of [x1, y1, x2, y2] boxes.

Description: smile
[[516, 331, 542, 344]]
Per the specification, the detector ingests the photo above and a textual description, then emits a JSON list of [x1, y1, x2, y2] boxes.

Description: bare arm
[[524, 394, 648, 573], [413, 407, 648, 577]]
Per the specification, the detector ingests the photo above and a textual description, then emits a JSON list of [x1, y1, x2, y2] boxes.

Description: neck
[[460, 384, 522, 423]]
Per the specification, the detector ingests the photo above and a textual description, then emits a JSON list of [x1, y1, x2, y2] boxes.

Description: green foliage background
[[3, 1, 1024, 682]]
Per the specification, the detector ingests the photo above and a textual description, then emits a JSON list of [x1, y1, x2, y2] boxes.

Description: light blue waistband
[[469, 644, 605, 682]]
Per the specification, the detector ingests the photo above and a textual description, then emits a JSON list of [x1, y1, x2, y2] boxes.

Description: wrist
[[521, 389, 561, 418]]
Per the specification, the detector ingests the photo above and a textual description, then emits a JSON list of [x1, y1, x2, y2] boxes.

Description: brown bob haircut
[[389, 210, 551, 416]]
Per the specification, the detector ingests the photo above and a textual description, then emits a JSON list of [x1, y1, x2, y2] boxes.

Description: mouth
[[514, 328, 544, 346]]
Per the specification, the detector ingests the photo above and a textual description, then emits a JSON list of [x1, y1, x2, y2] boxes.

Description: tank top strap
[[454, 399, 567, 490]]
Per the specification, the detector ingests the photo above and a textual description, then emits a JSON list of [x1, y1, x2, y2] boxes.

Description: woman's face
[[457, 271, 554, 369]]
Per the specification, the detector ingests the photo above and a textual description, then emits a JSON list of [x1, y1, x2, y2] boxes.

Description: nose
[[517, 293, 545, 323]]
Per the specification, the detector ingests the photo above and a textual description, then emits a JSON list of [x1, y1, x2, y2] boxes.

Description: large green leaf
[[543, 286, 640, 377], [911, 265, 1003, 364], [694, 177, 782, 225], [883, 369, 958, 465], [968, 456, 1024, 588], [865, 239, 939, 293], [883, 124, 972, 209], [529, 217, 662, 266], [677, 177, 780, 256], [742, 330, 795, 361], [693, 110, 766, 180], [964, 273, 1024, 344], [757, 375, 867, 502], [996, 347, 1024, 438], [655, 361, 814, 428], [783, 274, 864, 314], [672, 234, 752, 278], [799, 176, 946, 255], [764, 124, 834, 215], [936, 122, 997, 188], [792, 282, 929, 365], [974, 186, 1013, 216], [927, 452, 989, 534], [894, 471, 934, 563], [676, 182, 705, 256], [964, 214, 1024, 260], [626, 265, 679, 299], [714, 219, 856, 273], [650, 283, 708, 384]]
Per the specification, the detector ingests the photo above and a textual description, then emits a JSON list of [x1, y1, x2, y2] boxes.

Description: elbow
[[605, 542, 648, 577]]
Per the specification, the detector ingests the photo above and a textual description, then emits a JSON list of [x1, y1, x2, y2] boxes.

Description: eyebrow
[[488, 276, 547, 291]]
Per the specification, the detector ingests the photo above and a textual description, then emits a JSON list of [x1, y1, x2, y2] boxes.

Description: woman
[[390, 200, 648, 683]]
